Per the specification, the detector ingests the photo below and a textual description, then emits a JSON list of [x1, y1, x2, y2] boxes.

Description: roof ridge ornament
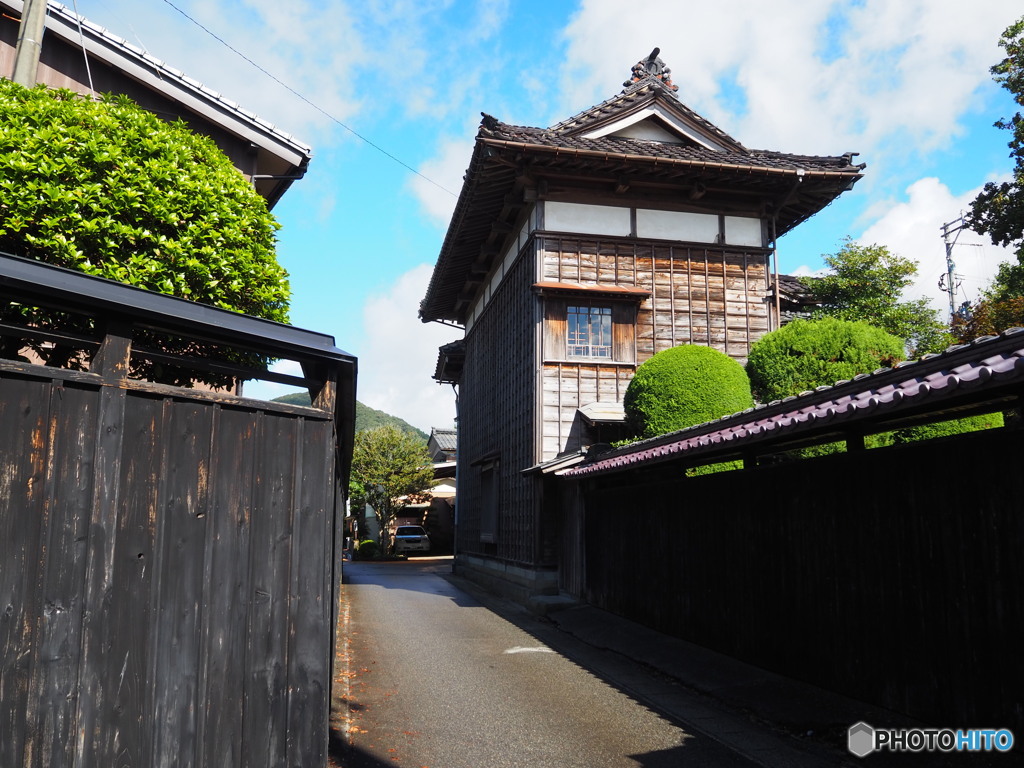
[[624, 48, 678, 92]]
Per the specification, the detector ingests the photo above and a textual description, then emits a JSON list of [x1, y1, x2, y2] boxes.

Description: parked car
[[393, 525, 431, 555]]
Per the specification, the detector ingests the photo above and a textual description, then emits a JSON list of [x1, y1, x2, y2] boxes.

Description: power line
[[158, 0, 457, 198]]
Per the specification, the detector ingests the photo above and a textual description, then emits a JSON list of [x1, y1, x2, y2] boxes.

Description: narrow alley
[[332, 559, 821, 768]]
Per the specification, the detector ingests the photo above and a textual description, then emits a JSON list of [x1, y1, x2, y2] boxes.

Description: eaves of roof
[[561, 329, 1024, 478], [478, 125, 861, 179], [13, 1, 312, 169], [419, 125, 861, 324]]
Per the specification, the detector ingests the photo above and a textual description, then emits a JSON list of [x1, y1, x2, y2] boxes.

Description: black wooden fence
[[574, 427, 1024, 732], [0, 255, 356, 767]]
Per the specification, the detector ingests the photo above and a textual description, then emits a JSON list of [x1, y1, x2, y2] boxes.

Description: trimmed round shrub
[[624, 345, 754, 438], [356, 539, 378, 560], [746, 318, 904, 403]]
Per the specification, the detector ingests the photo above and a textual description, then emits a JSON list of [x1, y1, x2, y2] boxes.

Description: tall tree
[[961, 16, 1024, 338], [350, 426, 435, 556], [800, 240, 950, 356], [968, 16, 1024, 263]]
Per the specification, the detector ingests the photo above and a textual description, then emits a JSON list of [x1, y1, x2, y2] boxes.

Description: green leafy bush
[[624, 345, 754, 438], [0, 81, 289, 385], [890, 412, 1004, 444], [746, 318, 904, 404], [356, 539, 378, 560], [686, 459, 743, 477]]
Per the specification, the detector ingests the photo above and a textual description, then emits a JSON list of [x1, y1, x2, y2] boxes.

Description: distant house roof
[[774, 274, 819, 324], [561, 328, 1024, 478], [429, 428, 458, 453], [420, 51, 864, 325], [0, 0, 311, 208]]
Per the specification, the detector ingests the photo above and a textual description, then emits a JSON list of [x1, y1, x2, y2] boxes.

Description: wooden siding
[[538, 236, 770, 458], [540, 236, 770, 358], [0, 365, 337, 768], [541, 363, 633, 459], [456, 249, 545, 565]]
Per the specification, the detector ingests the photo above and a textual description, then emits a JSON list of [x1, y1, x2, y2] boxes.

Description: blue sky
[[72, 0, 1021, 431]]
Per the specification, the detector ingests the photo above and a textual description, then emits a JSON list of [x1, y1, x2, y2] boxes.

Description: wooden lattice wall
[[538, 235, 771, 459]]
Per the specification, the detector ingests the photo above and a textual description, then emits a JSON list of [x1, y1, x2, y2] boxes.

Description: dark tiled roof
[[429, 428, 458, 453], [481, 117, 860, 176], [37, 2, 310, 155], [773, 274, 819, 324], [561, 329, 1024, 478], [548, 78, 746, 150]]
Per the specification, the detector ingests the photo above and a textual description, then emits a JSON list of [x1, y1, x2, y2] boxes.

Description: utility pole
[[11, 0, 48, 87], [939, 215, 966, 319]]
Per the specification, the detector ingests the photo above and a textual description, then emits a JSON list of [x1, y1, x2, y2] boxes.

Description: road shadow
[[341, 558, 479, 607]]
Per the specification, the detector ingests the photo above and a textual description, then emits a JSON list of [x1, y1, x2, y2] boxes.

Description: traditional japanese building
[[420, 50, 864, 599]]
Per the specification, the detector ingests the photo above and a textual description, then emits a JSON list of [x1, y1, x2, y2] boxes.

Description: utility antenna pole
[[940, 214, 967, 319], [11, 0, 48, 86]]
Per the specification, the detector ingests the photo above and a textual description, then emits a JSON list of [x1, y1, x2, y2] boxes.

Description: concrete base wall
[[454, 553, 560, 607]]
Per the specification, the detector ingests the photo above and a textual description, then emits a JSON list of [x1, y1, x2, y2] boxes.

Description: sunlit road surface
[[336, 558, 758, 768]]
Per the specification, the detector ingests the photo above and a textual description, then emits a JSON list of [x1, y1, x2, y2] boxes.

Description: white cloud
[[858, 178, 1014, 318], [357, 265, 459, 432], [786, 177, 1016, 318], [789, 264, 827, 278], [557, 0, 1015, 159], [409, 136, 474, 226]]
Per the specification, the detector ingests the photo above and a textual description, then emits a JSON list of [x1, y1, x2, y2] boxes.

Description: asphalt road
[[336, 558, 760, 768]]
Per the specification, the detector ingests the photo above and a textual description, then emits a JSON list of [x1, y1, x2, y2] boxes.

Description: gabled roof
[[421, 52, 864, 325], [561, 329, 1024, 478], [429, 428, 458, 453], [549, 75, 746, 153], [1, 0, 312, 208]]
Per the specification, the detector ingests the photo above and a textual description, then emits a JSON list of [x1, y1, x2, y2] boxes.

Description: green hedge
[[624, 345, 753, 439], [747, 318, 904, 403], [0, 81, 289, 386]]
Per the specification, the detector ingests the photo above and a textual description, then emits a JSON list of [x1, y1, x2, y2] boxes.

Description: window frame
[[566, 302, 614, 360], [540, 285, 646, 364]]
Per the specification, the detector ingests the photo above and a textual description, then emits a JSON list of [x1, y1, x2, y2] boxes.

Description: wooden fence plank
[[27, 383, 95, 768], [74, 377, 129, 768], [198, 407, 255, 767], [151, 400, 213, 768], [242, 412, 296, 768], [0, 375, 51, 768], [93, 393, 164, 766], [286, 420, 334, 767]]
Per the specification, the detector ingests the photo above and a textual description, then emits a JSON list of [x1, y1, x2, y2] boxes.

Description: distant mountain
[[272, 393, 428, 442]]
